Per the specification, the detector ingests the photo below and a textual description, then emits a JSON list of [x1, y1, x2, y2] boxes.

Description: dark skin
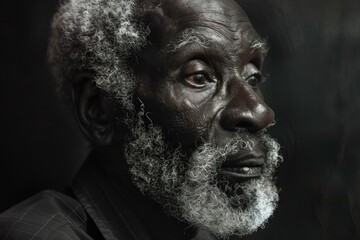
[[136, 0, 274, 150], [74, 0, 275, 239]]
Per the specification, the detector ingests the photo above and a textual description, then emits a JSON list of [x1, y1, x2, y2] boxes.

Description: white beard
[[125, 110, 282, 239]]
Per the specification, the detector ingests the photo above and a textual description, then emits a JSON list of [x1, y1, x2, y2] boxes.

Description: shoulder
[[0, 190, 94, 240]]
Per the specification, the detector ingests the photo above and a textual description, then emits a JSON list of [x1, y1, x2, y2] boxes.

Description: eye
[[181, 60, 216, 88], [184, 72, 212, 88], [246, 73, 264, 87]]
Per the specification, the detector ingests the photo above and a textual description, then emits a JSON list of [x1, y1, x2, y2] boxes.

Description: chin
[[176, 138, 281, 239]]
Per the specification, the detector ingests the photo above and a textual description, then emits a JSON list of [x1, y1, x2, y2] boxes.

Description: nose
[[220, 81, 275, 133]]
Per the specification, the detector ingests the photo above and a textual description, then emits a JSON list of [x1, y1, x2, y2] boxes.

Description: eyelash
[[184, 71, 215, 88], [246, 73, 267, 87]]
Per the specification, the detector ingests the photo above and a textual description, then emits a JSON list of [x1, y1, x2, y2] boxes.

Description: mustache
[[206, 132, 268, 158], [205, 127, 269, 148], [186, 133, 272, 171]]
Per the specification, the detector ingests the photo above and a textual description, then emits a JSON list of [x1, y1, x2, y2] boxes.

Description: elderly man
[[0, 0, 282, 239]]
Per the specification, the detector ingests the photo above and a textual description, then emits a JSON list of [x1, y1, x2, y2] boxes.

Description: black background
[[1, 0, 360, 239]]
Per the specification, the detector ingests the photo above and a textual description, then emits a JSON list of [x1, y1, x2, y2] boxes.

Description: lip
[[218, 154, 265, 182], [221, 156, 265, 168]]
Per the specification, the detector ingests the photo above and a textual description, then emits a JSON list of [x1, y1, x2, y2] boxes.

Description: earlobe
[[72, 74, 115, 146]]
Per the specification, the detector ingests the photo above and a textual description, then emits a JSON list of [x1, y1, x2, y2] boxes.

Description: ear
[[72, 74, 115, 146]]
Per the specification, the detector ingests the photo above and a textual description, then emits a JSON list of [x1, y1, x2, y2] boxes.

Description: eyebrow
[[249, 37, 270, 55], [165, 28, 210, 54], [164, 28, 270, 56]]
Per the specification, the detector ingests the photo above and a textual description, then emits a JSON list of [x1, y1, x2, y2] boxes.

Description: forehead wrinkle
[[164, 21, 249, 54], [163, 20, 268, 57], [176, 14, 249, 36]]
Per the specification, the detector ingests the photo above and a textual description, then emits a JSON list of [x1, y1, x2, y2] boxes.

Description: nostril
[[234, 122, 259, 133], [220, 110, 255, 132]]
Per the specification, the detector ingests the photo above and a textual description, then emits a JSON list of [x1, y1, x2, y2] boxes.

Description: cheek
[[154, 87, 215, 147], [159, 100, 210, 148], [137, 79, 220, 148]]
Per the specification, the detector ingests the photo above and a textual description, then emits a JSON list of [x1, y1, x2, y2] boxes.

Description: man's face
[[136, 0, 274, 149], [124, 0, 281, 238]]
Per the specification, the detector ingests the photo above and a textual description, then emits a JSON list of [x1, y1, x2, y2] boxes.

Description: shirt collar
[[72, 151, 152, 240]]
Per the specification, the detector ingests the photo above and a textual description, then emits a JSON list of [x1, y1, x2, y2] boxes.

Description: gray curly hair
[[48, 0, 149, 111]]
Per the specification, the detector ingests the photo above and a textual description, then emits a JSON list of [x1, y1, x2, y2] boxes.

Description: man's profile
[[0, 0, 282, 239]]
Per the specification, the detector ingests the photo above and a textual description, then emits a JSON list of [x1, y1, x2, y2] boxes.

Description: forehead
[[146, 0, 261, 49], [161, 0, 247, 22]]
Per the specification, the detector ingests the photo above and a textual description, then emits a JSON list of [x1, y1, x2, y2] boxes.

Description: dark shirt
[[0, 152, 205, 240], [0, 190, 104, 240]]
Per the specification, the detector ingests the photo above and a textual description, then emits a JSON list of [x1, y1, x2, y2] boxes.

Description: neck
[[90, 148, 198, 240]]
